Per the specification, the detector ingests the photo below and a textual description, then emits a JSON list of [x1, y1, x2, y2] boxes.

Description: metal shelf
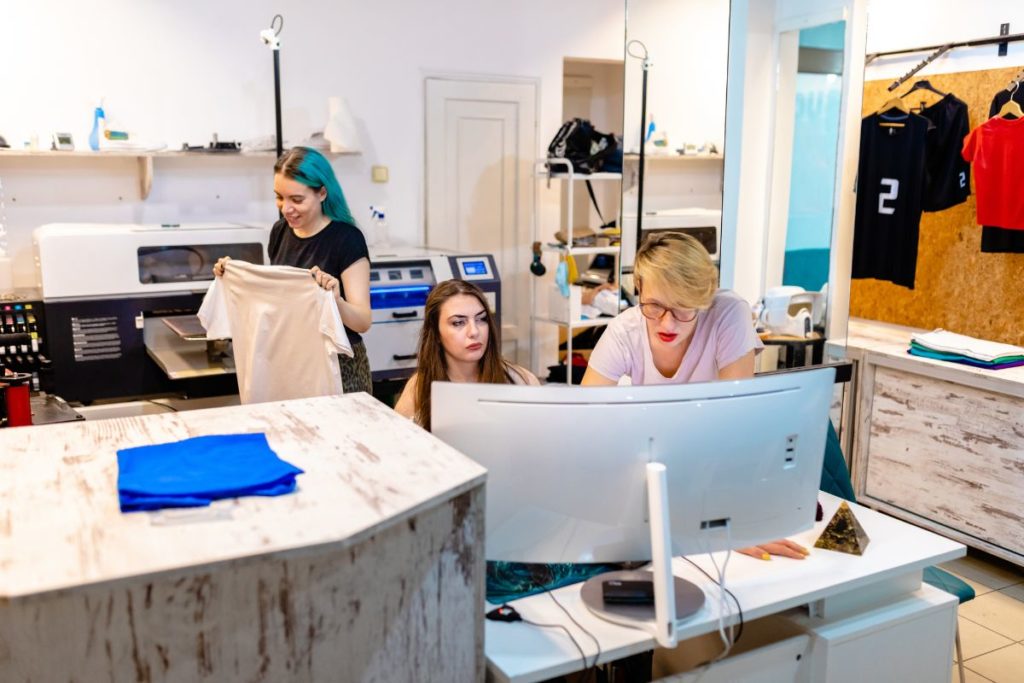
[[532, 315, 614, 329], [536, 158, 622, 182], [541, 244, 620, 256], [623, 153, 723, 162], [531, 157, 622, 382], [541, 171, 623, 180]]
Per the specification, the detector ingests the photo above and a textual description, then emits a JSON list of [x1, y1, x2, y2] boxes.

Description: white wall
[[622, 0, 730, 153], [0, 0, 625, 287], [865, 0, 1024, 79]]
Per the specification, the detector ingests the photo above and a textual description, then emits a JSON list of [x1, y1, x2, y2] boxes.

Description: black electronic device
[[602, 578, 655, 605], [485, 605, 523, 622], [529, 241, 547, 276], [577, 252, 614, 285], [181, 139, 242, 153]]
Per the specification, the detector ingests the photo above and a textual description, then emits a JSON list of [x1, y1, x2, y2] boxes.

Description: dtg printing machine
[[364, 247, 501, 381], [32, 224, 500, 403], [34, 223, 267, 403]]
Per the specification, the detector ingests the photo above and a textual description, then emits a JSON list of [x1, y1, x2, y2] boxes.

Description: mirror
[[620, 0, 731, 279], [757, 19, 851, 371], [756, 21, 847, 369], [778, 23, 845, 295]]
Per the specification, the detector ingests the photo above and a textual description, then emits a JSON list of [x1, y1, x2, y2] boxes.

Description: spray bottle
[[88, 103, 106, 151], [369, 206, 390, 248]]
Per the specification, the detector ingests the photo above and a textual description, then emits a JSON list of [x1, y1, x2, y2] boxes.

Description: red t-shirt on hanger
[[962, 116, 1024, 230]]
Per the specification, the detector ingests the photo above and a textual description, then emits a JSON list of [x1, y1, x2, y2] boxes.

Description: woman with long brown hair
[[395, 279, 538, 430]]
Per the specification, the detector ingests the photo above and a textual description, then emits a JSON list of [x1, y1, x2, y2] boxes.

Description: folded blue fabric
[[117, 433, 304, 512]]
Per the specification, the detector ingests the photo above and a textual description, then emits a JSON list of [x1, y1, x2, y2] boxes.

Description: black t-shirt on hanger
[[980, 87, 1024, 254], [852, 112, 931, 289], [918, 94, 971, 211], [269, 218, 371, 344]]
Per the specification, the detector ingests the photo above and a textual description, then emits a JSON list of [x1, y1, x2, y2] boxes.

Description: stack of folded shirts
[[909, 329, 1024, 370], [117, 433, 304, 512]]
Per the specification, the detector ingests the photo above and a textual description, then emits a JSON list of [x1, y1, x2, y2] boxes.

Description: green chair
[[819, 420, 975, 683]]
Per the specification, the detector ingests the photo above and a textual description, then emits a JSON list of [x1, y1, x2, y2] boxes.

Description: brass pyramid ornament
[[813, 501, 870, 555]]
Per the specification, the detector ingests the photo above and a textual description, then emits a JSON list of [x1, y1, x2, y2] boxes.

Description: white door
[[425, 78, 537, 365]]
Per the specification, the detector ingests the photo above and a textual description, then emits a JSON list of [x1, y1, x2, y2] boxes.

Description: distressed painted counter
[[830, 318, 1024, 567], [0, 393, 487, 682]]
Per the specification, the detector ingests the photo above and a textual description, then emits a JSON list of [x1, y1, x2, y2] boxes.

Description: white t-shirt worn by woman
[[586, 289, 763, 385]]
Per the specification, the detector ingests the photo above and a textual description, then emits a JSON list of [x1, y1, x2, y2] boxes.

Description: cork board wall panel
[[851, 66, 1024, 345]]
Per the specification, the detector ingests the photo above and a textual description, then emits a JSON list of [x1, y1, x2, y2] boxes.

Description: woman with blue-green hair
[[215, 146, 373, 392]]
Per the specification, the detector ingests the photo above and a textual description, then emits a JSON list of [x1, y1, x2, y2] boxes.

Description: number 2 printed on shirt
[[878, 178, 899, 215]]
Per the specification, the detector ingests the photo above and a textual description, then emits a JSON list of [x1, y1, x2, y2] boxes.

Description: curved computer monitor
[[432, 367, 834, 563]]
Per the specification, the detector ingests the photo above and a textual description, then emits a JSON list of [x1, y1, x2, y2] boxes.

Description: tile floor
[[940, 550, 1024, 683]]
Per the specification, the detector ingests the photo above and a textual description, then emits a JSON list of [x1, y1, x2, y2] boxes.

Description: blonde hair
[[634, 232, 718, 310]]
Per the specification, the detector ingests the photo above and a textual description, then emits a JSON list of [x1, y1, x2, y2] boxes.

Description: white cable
[[705, 524, 735, 662]]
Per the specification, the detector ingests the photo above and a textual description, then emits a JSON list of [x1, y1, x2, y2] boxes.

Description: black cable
[[547, 590, 602, 680], [517, 614, 589, 675], [679, 556, 744, 645], [144, 399, 178, 412]]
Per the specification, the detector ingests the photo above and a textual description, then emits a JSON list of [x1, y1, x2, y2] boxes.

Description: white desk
[[486, 493, 964, 683], [0, 394, 487, 682]]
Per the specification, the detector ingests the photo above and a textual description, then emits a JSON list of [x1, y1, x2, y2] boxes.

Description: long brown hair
[[412, 279, 519, 430]]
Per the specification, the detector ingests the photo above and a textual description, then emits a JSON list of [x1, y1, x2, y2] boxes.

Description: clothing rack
[[865, 32, 1024, 92]]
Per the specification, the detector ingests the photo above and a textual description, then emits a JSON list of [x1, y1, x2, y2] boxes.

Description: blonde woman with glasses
[[582, 232, 762, 386], [583, 234, 808, 560]]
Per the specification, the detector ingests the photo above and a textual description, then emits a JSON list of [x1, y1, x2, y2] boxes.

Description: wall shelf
[[0, 149, 361, 199]]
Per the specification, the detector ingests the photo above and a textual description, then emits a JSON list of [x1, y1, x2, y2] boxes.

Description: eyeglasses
[[639, 302, 698, 323]]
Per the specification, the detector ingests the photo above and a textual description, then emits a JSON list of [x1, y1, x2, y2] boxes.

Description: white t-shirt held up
[[198, 260, 352, 404]]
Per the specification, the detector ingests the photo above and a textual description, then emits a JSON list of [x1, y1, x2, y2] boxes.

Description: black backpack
[[547, 118, 621, 175]]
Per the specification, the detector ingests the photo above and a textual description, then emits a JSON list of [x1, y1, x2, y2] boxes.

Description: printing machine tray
[[161, 315, 209, 341], [145, 315, 233, 380], [145, 346, 235, 380]]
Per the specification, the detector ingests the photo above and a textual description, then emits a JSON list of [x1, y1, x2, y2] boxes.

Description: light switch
[[371, 165, 389, 183]]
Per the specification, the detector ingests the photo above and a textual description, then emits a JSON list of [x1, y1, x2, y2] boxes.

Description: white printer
[[34, 223, 268, 402], [365, 246, 500, 381]]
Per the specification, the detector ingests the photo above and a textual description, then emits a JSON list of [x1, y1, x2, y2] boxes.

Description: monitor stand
[[580, 462, 705, 648], [579, 569, 705, 629]]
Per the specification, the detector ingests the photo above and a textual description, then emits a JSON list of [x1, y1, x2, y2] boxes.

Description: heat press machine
[[364, 246, 500, 381], [621, 207, 721, 268], [758, 285, 826, 338], [34, 223, 267, 403], [618, 208, 722, 304]]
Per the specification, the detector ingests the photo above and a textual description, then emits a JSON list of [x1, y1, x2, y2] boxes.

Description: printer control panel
[[454, 256, 494, 281], [0, 292, 48, 390]]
